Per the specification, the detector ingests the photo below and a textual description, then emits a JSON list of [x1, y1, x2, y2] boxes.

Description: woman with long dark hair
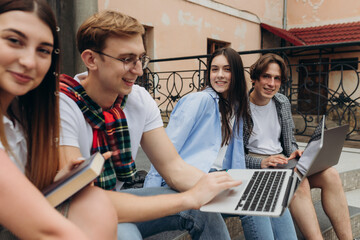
[[0, 0, 117, 239]]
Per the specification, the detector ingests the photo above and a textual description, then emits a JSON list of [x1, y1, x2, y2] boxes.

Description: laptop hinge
[[282, 171, 294, 208]]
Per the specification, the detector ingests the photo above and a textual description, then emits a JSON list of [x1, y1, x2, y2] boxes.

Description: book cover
[[43, 152, 105, 207]]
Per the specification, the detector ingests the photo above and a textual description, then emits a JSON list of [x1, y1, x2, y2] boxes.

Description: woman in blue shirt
[[144, 47, 297, 239]]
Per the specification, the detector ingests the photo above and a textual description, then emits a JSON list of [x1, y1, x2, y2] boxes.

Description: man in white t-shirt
[[59, 10, 241, 240], [243, 53, 352, 239]]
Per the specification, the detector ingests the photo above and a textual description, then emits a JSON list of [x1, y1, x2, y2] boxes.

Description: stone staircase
[[136, 143, 360, 239]]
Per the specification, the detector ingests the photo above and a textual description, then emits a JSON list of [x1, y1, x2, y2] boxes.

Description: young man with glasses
[[58, 10, 241, 240]]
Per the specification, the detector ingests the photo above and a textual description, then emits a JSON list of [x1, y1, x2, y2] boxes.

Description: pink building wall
[[97, 0, 278, 70], [287, 0, 360, 28]]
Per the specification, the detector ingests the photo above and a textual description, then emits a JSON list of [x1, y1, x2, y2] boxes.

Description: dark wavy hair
[[206, 47, 251, 146], [0, 0, 60, 190]]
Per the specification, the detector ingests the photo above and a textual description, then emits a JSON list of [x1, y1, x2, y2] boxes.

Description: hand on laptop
[[184, 171, 242, 209], [288, 150, 304, 161], [261, 155, 288, 168]]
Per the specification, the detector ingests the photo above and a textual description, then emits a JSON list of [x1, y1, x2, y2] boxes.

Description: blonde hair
[[77, 10, 145, 53]]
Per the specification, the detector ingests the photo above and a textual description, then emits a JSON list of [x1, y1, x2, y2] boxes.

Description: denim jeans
[[117, 187, 231, 240], [236, 208, 297, 240]]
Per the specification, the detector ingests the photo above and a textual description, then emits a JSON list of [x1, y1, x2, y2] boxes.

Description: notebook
[[200, 119, 348, 217]]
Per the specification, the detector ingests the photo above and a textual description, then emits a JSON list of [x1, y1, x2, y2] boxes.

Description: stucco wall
[[205, 0, 285, 27], [287, 0, 360, 28], [97, 0, 264, 71]]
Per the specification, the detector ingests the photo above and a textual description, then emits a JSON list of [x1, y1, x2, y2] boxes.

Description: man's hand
[[261, 155, 288, 168], [184, 171, 242, 209], [288, 150, 303, 160]]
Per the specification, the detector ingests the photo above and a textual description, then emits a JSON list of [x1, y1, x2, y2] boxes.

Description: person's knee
[[81, 186, 117, 220], [71, 186, 118, 236], [319, 167, 342, 187], [294, 178, 311, 197], [325, 167, 341, 182]]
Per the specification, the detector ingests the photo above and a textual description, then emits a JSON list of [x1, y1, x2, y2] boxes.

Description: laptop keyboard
[[235, 171, 286, 212]]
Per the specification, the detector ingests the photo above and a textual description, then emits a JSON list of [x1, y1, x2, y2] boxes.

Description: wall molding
[[185, 0, 260, 24]]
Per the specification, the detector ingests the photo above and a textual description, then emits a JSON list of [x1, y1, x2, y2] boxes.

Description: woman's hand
[[54, 157, 85, 182], [261, 155, 288, 168], [54, 151, 113, 182]]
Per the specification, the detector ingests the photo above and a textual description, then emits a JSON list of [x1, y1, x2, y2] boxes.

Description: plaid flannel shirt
[[243, 93, 298, 169]]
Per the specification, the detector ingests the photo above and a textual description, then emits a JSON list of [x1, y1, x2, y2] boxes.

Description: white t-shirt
[[59, 72, 163, 184], [0, 116, 27, 173], [211, 114, 235, 170], [247, 99, 283, 155]]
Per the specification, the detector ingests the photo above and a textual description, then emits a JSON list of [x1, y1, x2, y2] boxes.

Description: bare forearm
[[107, 171, 242, 223], [106, 191, 195, 223], [164, 162, 205, 192], [0, 151, 88, 240]]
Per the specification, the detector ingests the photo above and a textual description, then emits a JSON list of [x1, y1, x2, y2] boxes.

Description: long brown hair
[[206, 47, 251, 146], [0, 0, 60, 190]]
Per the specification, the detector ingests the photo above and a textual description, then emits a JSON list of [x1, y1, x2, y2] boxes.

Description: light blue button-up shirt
[[144, 87, 245, 187]]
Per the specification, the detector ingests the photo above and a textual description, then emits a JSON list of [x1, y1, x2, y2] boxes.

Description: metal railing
[[137, 43, 360, 142]]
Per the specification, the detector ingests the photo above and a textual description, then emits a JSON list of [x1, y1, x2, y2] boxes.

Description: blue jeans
[[236, 209, 297, 240], [117, 187, 231, 240]]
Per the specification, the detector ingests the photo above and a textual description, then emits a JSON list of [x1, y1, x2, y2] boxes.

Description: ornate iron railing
[[137, 43, 360, 142]]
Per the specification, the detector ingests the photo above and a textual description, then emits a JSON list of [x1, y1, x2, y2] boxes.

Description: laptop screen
[[295, 116, 325, 176]]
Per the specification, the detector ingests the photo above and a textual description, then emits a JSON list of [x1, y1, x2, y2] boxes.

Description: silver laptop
[[301, 124, 348, 176], [277, 121, 348, 176], [200, 119, 348, 217]]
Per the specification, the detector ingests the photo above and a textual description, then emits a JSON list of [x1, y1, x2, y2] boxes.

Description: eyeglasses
[[93, 50, 151, 70]]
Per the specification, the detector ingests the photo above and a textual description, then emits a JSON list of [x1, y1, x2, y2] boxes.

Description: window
[[206, 39, 230, 71], [207, 39, 230, 55]]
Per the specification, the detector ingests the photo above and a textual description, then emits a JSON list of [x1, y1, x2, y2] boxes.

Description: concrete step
[[347, 189, 360, 239], [310, 166, 360, 203], [295, 197, 360, 239], [347, 189, 360, 209]]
